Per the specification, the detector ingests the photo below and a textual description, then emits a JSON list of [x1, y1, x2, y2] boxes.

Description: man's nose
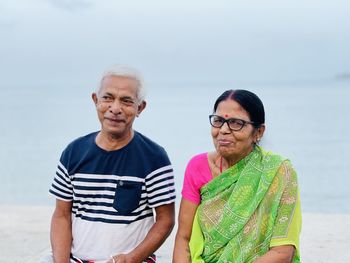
[[109, 100, 122, 114]]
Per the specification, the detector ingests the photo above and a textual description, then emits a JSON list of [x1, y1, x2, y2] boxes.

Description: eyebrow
[[99, 92, 136, 101], [216, 115, 251, 122], [100, 92, 114, 97], [120, 95, 136, 100]]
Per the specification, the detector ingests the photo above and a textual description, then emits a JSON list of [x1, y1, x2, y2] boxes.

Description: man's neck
[[95, 130, 134, 151]]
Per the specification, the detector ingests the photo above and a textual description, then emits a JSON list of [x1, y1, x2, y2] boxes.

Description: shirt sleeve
[[270, 161, 302, 260], [182, 153, 213, 205], [182, 158, 201, 204], [145, 150, 176, 208], [49, 148, 74, 201]]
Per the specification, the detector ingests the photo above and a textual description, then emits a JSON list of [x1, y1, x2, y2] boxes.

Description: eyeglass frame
[[209, 114, 255, 131]]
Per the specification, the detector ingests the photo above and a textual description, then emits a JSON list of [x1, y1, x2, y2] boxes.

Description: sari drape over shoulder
[[189, 146, 301, 263]]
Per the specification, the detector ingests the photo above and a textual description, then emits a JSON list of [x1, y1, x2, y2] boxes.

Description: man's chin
[[102, 127, 132, 138]]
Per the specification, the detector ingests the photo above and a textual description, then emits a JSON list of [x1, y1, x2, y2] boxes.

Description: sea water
[[1, 80, 349, 213]]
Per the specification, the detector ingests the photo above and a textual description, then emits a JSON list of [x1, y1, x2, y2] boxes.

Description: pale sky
[[1, 0, 350, 87]]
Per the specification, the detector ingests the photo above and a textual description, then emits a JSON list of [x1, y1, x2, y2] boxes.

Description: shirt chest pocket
[[113, 180, 143, 214]]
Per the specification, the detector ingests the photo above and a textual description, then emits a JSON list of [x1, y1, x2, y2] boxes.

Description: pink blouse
[[181, 153, 213, 204]]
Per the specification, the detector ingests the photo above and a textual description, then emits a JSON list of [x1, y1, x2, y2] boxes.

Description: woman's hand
[[172, 198, 199, 263], [253, 245, 295, 263]]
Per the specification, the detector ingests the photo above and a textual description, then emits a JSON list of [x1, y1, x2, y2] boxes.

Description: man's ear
[[137, 101, 147, 116], [92, 93, 98, 105]]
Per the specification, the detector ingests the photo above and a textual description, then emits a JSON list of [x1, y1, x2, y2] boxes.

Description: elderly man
[[47, 66, 176, 263]]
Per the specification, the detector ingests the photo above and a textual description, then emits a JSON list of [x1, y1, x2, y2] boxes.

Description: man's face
[[92, 75, 143, 139]]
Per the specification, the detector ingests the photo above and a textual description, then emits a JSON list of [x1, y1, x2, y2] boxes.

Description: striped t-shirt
[[49, 131, 176, 263]]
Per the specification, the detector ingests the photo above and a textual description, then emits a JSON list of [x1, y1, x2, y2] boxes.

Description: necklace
[[214, 155, 223, 173], [220, 156, 223, 173]]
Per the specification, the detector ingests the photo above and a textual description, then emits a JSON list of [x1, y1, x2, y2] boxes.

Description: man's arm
[[110, 203, 175, 263], [50, 199, 73, 263]]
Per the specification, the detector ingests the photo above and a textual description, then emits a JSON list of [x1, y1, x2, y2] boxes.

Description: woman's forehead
[[215, 100, 248, 116]]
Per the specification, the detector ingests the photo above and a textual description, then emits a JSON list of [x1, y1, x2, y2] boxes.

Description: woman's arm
[[255, 161, 300, 263], [172, 198, 198, 263], [253, 245, 295, 263], [50, 199, 73, 263]]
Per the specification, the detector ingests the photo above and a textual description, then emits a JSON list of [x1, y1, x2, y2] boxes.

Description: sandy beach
[[1, 205, 349, 263]]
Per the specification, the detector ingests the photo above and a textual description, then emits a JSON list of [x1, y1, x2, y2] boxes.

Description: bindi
[[224, 114, 229, 118]]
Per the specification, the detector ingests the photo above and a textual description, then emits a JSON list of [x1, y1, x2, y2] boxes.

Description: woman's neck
[[220, 147, 255, 171]]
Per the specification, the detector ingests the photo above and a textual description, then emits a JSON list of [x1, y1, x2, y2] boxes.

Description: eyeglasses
[[209, 114, 255, 131]]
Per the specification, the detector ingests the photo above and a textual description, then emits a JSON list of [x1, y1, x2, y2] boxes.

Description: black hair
[[213, 89, 265, 128]]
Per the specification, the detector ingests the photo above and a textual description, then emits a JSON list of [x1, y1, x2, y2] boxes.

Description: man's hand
[[106, 254, 135, 263], [107, 203, 175, 263]]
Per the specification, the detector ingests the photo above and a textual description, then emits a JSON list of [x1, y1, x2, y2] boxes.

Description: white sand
[[1, 205, 349, 262]]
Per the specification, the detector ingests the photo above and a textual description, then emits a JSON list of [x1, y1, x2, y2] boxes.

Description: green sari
[[189, 146, 301, 263]]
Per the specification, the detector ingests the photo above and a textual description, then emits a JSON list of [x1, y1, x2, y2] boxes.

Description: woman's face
[[211, 99, 261, 162]]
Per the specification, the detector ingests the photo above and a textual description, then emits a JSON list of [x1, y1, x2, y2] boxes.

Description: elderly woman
[[173, 90, 301, 263]]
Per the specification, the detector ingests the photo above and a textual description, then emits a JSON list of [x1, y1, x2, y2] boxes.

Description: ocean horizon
[[1, 79, 349, 213]]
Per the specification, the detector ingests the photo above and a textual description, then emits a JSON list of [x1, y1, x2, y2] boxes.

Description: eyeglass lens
[[210, 115, 245, 131]]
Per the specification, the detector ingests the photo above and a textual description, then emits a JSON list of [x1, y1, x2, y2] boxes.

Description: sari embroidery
[[190, 146, 300, 263]]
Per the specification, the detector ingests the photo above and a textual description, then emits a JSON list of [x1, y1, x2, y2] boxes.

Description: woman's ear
[[258, 124, 265, 137], [255, 124, 265, 143]]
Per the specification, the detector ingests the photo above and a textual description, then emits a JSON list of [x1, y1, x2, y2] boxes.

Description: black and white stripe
[[50, 164, 175, 224], [145, 165, 176, 207]]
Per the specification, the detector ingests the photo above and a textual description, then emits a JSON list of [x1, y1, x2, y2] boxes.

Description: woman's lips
[[217, 139, 232, 146]]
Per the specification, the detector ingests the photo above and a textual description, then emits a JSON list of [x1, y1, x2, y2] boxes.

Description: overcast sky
[[1, 0, 349, 88]]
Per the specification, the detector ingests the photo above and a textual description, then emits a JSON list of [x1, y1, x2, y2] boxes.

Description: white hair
[[98, 65, 146, 103]]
